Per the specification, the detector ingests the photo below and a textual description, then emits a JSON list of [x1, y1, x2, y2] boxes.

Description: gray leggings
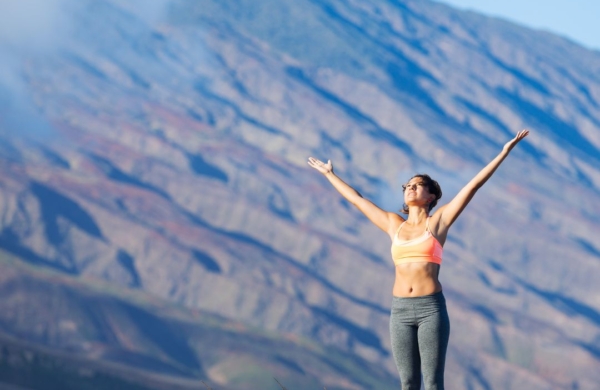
[[389, 291, 450, 389]]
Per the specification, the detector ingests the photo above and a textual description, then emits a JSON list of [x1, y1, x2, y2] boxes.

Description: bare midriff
[[393, 262, 442, 297]]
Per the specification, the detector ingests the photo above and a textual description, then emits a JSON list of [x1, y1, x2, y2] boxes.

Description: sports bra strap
[[395, 221, 406, 235], [395, 217, 432, 237]]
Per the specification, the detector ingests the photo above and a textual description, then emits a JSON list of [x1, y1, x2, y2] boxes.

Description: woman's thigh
[[390, 315, 421, 389], [417, 305, 450, 389]]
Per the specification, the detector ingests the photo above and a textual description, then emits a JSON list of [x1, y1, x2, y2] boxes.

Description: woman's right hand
[[307, 156, 399, 234], [502, 129, 529, 153], [307, 157, 333, 175]]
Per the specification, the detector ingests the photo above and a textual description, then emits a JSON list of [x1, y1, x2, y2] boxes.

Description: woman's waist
[[392, 269, 441, 297], [392, 290, 445, 302], [391, 290, 446, 312]]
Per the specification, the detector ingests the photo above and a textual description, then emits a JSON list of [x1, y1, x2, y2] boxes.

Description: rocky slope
[[0, 0, 599, 388]]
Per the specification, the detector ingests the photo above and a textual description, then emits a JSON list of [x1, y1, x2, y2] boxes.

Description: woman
[[307, 129, 529, 389]]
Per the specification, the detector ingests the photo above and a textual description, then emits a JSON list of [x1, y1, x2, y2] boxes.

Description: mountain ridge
[[0, 0, 599, 388]]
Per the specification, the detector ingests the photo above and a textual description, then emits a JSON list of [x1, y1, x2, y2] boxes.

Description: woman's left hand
[[503, 129, 529, 153]]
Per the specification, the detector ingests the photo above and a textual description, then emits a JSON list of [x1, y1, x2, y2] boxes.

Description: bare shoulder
[[428, 207, 446, 233], [429, 206, 449, 244], [387, 212, 405, 239]]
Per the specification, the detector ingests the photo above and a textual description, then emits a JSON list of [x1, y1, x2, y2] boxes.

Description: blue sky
[[437, 0, 600, 51]]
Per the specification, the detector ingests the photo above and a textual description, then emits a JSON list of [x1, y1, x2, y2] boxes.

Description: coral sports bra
[[391, 217, 443, 265]]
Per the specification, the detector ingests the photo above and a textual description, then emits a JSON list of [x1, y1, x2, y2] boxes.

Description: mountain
[[0, 0, 599, 388]]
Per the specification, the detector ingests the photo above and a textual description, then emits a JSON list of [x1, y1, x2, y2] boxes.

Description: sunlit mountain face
[[0, 0, 599, 388]]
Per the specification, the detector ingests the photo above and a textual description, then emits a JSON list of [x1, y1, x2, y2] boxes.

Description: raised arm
[[433, 130, 529, 236], [307, 157, 400, 235]]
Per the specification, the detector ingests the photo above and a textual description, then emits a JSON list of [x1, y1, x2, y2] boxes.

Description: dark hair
[[401, 173, 442, 214]]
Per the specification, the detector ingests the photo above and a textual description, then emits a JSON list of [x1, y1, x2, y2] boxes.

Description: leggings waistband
[[392, 291, 446, 307], [391, 290, 445, 304]]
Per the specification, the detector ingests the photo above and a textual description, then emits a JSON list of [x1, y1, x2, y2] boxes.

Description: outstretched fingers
[[307, 157, 321, 168], [504, 129, 530, 152], [515, 129, 530, 140], [512, 129, 530, 146], [307, 157, 332, 174]]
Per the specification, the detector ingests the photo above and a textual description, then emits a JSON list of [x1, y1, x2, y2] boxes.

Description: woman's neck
[[406, 207, 429, 225]]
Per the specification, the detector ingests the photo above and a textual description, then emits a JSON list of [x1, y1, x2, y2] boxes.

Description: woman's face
[[403, 177, 433, 206]]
